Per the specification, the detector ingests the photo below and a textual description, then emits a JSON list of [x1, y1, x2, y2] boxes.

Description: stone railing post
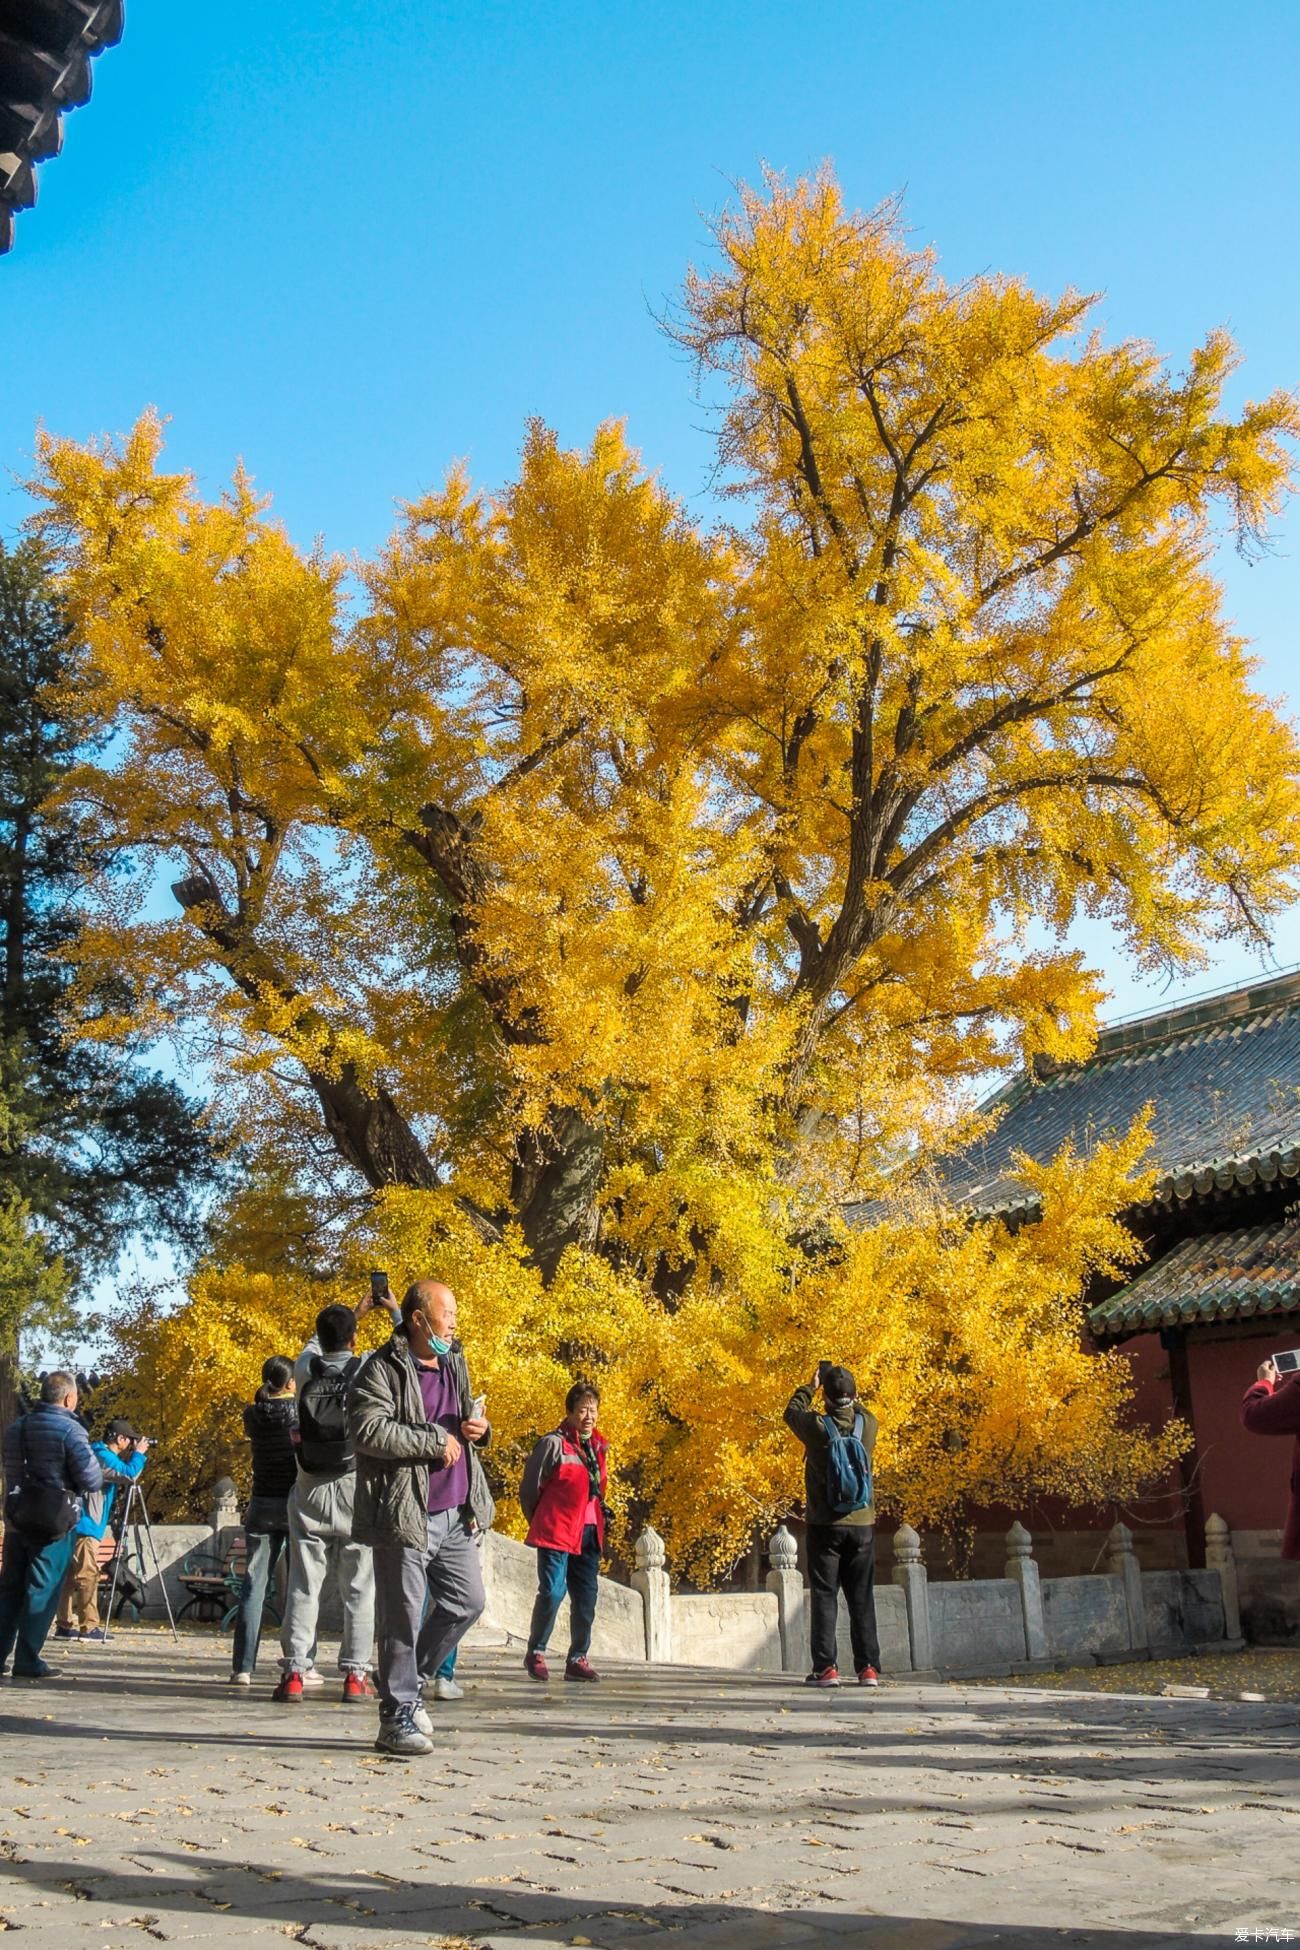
[[1104, 1520, 1149, 1655], [765, 1524, 808, 1673], [209, 1476, 239, 1540], [632, 1525, 671, 1663], [1005, 1519, 1047, 1662], [892, 1523, 932, 1673], [1204, 1512, 1241, 1642]]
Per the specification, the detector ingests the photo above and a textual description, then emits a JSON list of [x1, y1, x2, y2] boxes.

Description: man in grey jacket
[[349, 1280, 493, 1757], [1, 1371, 102, 1678]]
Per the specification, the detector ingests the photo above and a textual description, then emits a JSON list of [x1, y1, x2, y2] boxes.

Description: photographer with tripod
[[55, 1419, 150, 1642]]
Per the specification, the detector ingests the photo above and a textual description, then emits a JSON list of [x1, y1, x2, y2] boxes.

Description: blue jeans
[[528, 1524, 601, 1662], [231, 1495, 289, 1676], [0, 1526, 74, 1674]]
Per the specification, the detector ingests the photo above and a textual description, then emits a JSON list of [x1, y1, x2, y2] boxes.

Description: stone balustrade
[[122, 1506, 1247, 1678]]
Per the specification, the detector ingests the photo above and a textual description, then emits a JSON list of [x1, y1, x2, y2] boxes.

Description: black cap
[[105, 1417, 137, 1441], [822, 1365, 856, 1403]]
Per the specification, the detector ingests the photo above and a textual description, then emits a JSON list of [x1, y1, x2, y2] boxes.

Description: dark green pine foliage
[[0, 538, 218, 1428]]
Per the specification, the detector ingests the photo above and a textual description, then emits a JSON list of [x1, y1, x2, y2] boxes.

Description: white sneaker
[[229, 1671, 252, 1686], [300, 1666, 325, 1689], [432, 1674, 464, 1701]]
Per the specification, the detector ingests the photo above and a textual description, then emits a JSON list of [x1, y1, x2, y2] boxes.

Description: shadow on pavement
[[0, 1847, 1250, 1948]]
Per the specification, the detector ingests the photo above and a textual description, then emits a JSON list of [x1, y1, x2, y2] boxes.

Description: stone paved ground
[[971, 1649, 1300, 1705], [2, 1629, 1299, 1950]]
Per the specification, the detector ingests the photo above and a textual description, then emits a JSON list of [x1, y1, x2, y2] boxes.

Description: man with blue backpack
[[784, 1362, 880, 1688]]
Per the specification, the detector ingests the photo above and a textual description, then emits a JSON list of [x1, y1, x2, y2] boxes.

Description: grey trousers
[[279, 1473, 375, 1677], [373, 1508, 485, 1712]]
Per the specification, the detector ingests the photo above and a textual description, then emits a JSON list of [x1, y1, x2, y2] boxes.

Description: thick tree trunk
[[511, 1108, 605, 1280]]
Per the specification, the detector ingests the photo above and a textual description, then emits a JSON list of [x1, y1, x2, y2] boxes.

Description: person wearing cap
[[784, 1363, 881, 1688], [55, 1417, 151, 1643]]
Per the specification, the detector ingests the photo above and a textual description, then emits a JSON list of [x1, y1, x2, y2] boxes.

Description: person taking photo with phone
[[349, 1279, 493, 1757], [273, 1286, 399, 1705], [1240, 1355, 1300, 1563], [229, 1355, 298, 1685], [784, 1362, 881, 1689]]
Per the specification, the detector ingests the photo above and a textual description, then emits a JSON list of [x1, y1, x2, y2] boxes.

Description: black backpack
[[4, 1416, 81, 1540], [297, 1355, 359, 1475]]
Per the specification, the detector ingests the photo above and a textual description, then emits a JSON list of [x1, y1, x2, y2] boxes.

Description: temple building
[[940, 968, 1300, 1637], [1, 0, 122, 254]]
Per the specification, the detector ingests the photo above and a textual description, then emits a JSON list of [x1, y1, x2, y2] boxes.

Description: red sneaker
[[524, 1651, 550, 1682], [342, 1672, 374, 1703], [858, 1665, 880, 1688], [564, 1656, 600, 1682], [804, 1666, 840, 1688], [273, 1672, 304, 1703]]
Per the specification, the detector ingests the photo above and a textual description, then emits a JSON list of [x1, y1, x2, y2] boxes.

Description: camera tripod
[[100, 1477, 179, 1644]]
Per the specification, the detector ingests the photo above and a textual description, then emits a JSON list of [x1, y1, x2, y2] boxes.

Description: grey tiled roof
[[1088, 1219, 1300, 1337], [933, 971, 1300, 1222], [1, 0, 123, 255]]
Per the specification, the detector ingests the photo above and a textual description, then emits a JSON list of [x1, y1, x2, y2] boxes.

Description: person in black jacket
[[784, 1363, 880, 1689], [1, 1371, 103, 1679], [230, 1356, 297, 1684]]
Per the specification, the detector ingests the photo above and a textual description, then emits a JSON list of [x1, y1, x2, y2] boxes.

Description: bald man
[[349, 1280, 494, 1757]]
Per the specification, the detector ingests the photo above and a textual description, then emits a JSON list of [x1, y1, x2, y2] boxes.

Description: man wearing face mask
[[349, 1279, 493, 1757]]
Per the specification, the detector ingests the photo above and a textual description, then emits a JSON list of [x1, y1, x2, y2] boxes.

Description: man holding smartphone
[[1240, 1356, 1300, 1563], [784, 1361, 880, 1689], [349, 1278, 493, 1757]]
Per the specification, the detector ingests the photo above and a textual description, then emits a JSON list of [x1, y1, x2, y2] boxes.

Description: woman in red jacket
[[519, 1381, 608, 1682], [1241, 1357, 1300, 1562]]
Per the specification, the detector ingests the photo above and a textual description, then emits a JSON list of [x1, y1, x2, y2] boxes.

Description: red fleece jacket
[[1240, 1372, 1300, 1561]]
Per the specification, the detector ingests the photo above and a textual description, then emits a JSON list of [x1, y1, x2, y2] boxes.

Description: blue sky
[[4, 0, 1299, 1033]]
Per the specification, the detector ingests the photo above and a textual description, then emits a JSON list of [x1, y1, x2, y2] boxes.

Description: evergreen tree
[[0, 537, 218, 1429]]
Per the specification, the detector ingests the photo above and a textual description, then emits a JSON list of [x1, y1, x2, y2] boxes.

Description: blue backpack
[[822, 1412, 872, 1516]]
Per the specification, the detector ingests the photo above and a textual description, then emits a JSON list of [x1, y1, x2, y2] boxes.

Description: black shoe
[[54, 1626, 78, 1640], [12, 1660, 56, 1679]]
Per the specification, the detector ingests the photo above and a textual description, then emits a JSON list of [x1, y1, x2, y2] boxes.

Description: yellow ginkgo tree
[[34, 170, 1300, 1569]]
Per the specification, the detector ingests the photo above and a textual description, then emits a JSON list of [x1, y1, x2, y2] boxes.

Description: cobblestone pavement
[[969, 1649, 1300, 1705], [1, 1630, 1298, 1950]]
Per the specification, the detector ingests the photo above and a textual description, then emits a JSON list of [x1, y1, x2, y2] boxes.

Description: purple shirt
[[417, 1360, 468, 1515]]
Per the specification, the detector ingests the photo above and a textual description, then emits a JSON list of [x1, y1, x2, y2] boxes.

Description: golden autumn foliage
[[100, 1120, 1186, 1578], [30, 171, 1300, 1570]]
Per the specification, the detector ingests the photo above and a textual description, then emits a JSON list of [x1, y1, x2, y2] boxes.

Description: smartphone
[[369, 1269, 392, 1305], [1273, 1348, 1300, 1374], [470, 1395, 487, 1420]]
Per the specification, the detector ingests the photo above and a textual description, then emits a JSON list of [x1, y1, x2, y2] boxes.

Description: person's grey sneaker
[[432, 1673, 464, 1701], [381, 1698, 434, 1737], [375, 1705, 433, 1757]]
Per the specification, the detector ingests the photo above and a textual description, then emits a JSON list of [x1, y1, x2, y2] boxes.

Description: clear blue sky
[[4, 0, 1299, 1021]]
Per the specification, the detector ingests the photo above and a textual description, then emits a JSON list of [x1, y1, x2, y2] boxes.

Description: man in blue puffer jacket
[[0, 1371, 102, 1678], [55, 1418, 150, 1641]]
